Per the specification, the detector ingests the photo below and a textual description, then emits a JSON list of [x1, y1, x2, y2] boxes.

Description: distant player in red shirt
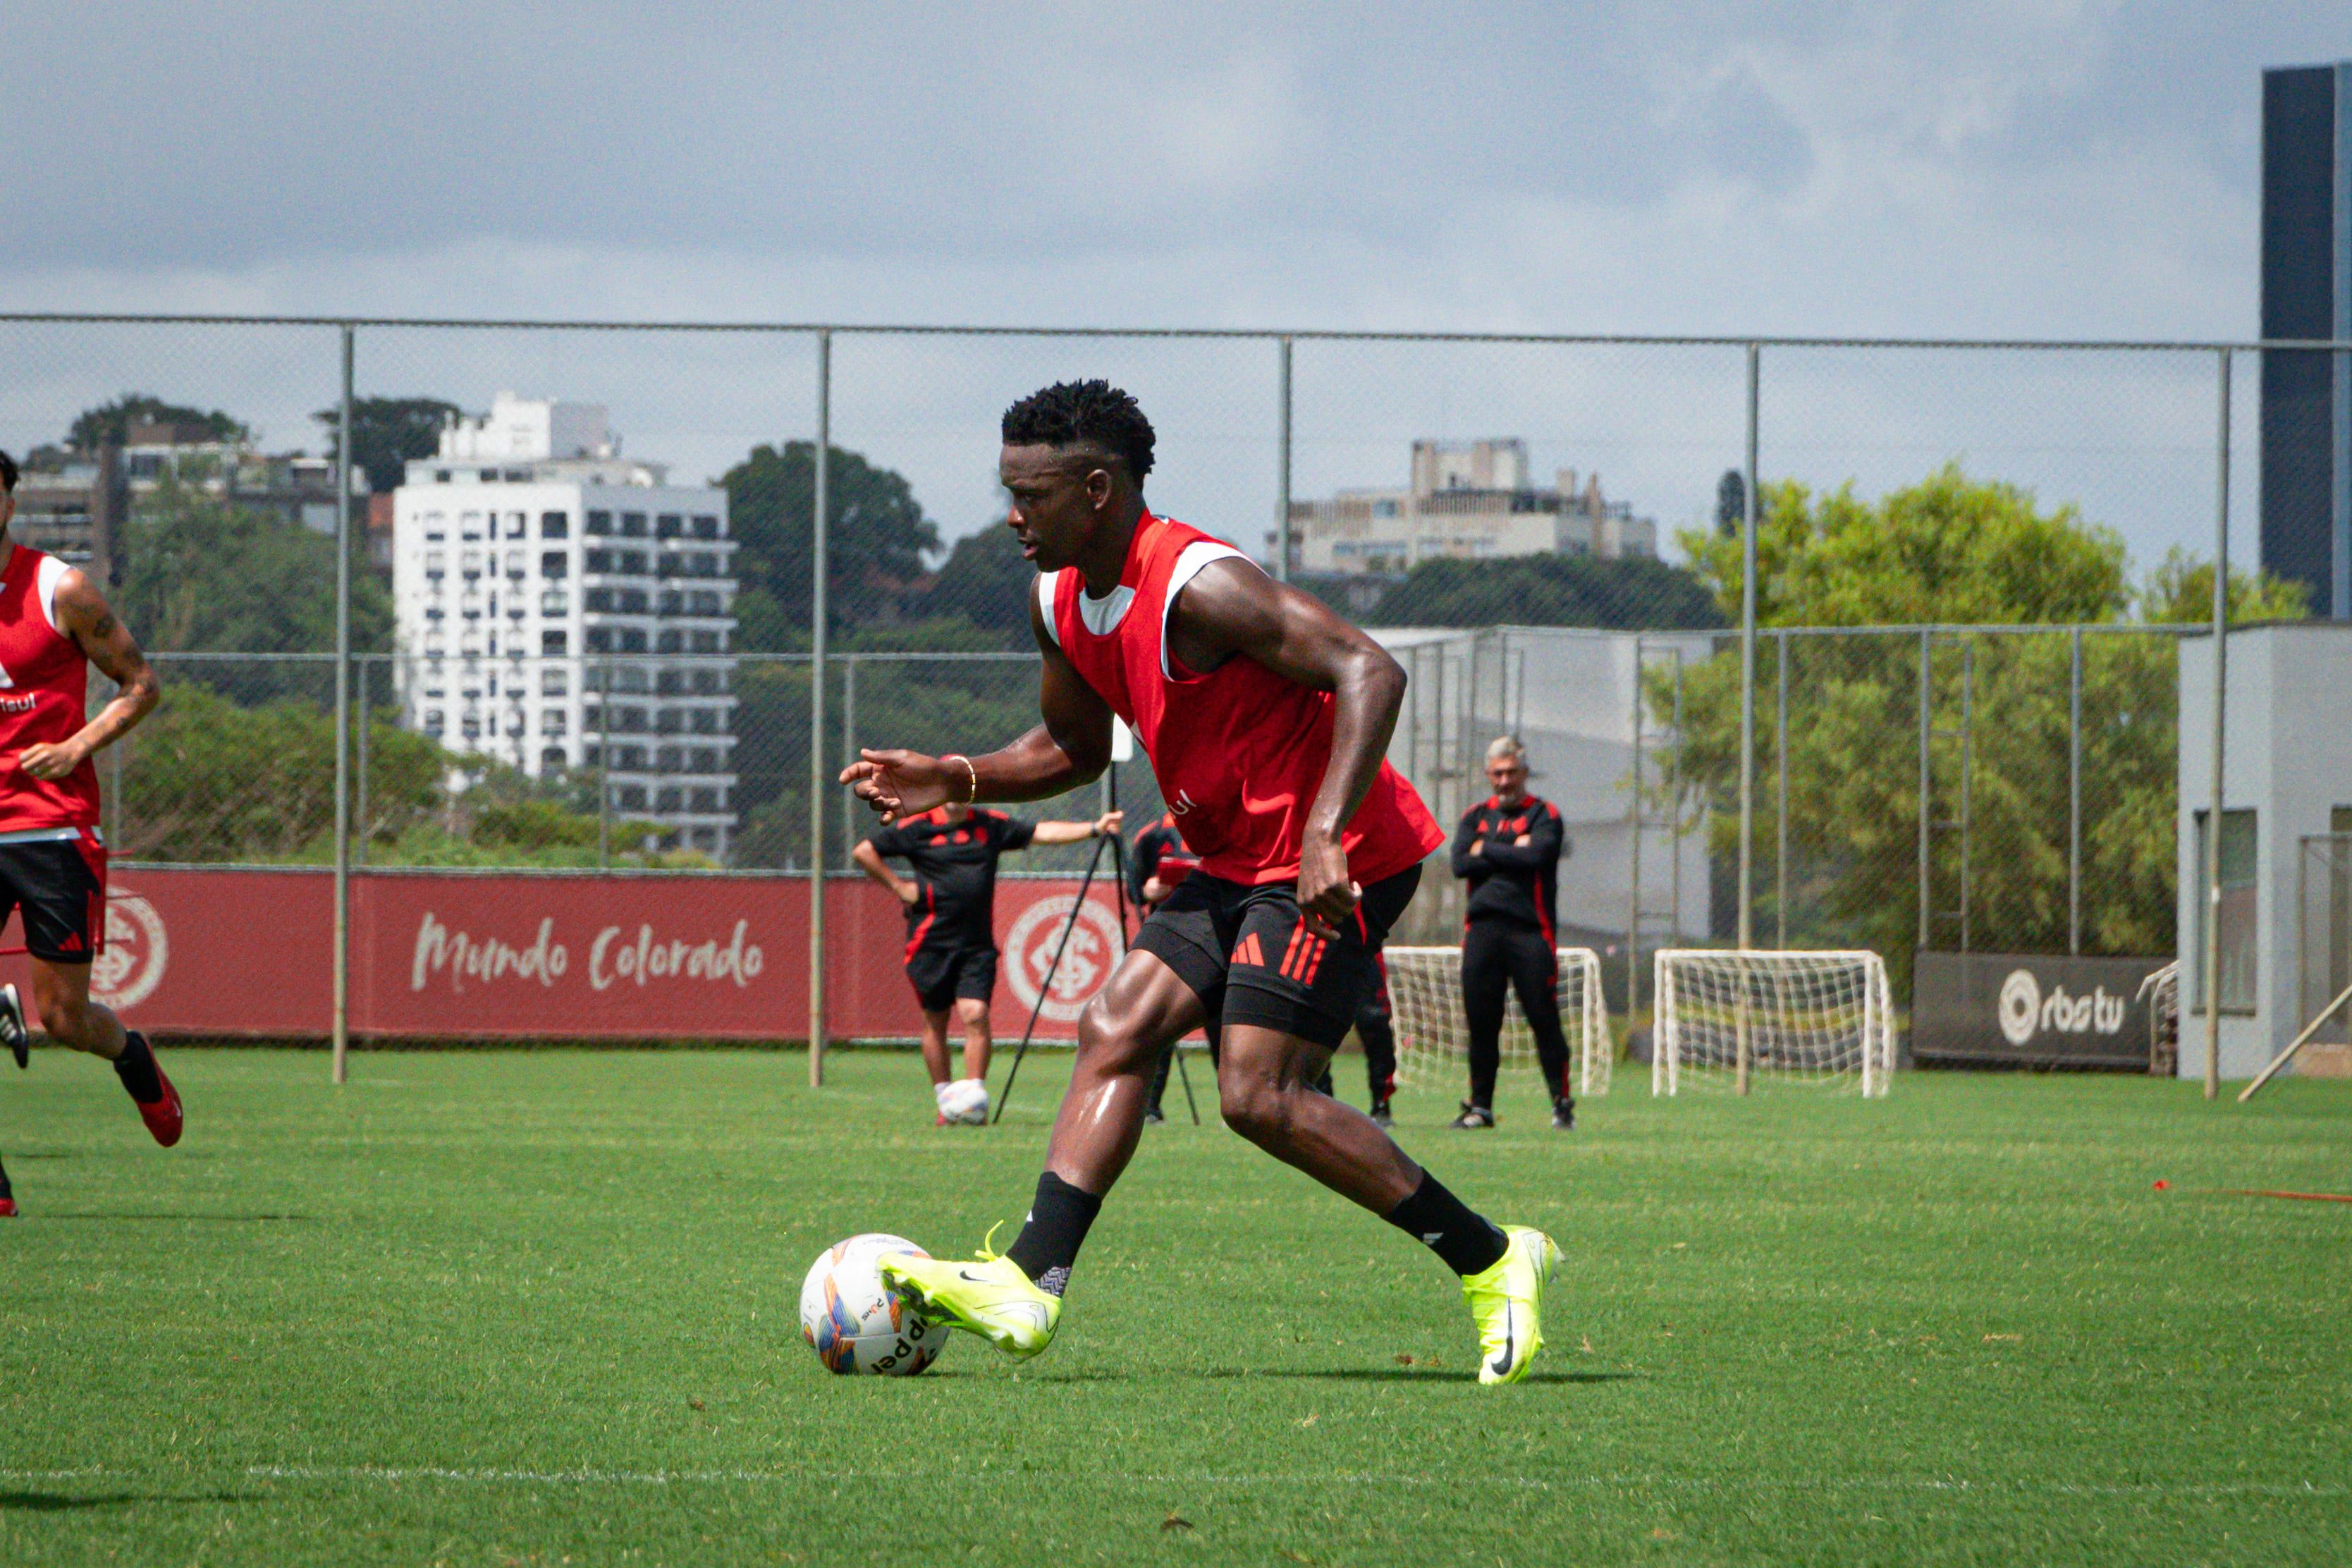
[[845, 383, 1561, 1385], [0, 450, 173, 1220], [852, 800, 1121, 1126]]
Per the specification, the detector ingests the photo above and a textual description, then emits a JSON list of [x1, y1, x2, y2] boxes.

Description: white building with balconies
[[391, 393, 740, 859]]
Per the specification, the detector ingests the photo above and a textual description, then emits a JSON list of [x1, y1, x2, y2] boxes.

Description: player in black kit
[[1450, 736, 1576, 1131], [855, 800, 1120, 1124]]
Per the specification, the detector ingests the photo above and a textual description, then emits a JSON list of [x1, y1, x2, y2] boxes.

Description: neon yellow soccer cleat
[[1461, 1225, 1560, 1386], [877, 1240, 1061, 1361]]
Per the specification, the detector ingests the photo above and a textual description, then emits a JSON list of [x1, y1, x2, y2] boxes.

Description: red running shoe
[[126, 1034, 183, 1148], [0, 1196, 16, 1218]]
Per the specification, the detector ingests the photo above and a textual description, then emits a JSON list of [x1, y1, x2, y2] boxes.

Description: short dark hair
[[1001, 380, 1155, 481], [0, 449, 16, 495]]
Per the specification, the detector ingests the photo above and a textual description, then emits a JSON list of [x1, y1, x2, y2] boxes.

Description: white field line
[[219, 1466, 2344, 1500]]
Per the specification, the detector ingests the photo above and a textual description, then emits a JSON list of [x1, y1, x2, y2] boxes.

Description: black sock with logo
[[113, 1032, 162, 1104], [1386, 1170, 1508, 1276], [1004, 1170, 1103, 1297]]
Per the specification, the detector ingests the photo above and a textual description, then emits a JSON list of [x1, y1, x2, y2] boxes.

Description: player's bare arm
[[1027, 809, 1121, 846], [20, 571, 161, 783], [850, 838, 922, 905], [840, 590, 1115, 821], [1161, 559, 1408, 932]]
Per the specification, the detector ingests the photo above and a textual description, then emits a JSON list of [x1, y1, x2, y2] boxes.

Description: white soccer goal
[[1385, 945, 1611, 1096], [1651, 949, 1894, 1096]]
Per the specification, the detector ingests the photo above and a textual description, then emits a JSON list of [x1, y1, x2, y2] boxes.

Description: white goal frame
[[1385, 945, 1611, 1096], [1651, 948, 1894, 1097]]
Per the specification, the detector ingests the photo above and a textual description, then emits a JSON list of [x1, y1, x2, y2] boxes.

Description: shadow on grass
[[35, 1213, 314, 1223], [0, 1490, 247, 1511], [1014, 1368, 1643, 1385], [1207, 1368, 1643, 1385]]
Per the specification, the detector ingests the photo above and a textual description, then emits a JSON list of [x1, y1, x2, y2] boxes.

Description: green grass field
[[3, 1049, 2347, 1567]]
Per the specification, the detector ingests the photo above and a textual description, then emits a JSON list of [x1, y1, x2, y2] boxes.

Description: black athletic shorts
[[0, 828, 106, 964], [1134, 863, 1421, 1050], [905, 938, 998, 1013]]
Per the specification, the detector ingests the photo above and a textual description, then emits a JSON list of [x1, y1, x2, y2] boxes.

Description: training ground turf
[[1, 1051, 2347, 1567]]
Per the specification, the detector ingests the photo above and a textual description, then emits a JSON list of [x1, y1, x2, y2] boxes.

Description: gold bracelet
[[943, 754, 978, 804]]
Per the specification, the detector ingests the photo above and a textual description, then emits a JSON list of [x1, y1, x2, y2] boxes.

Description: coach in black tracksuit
[[1450, 736, 1576, 1131]]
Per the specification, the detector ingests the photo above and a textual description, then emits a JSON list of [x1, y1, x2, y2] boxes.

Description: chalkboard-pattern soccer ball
[[800, 1233, 953, 1376]]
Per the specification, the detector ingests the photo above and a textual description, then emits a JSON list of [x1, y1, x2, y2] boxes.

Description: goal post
[[1385, 945, 1611, 1096], [1651, 949, 1894, 1096]]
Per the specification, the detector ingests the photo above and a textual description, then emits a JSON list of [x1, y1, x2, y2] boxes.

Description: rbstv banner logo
[[1997, 967, 2128, 1047]]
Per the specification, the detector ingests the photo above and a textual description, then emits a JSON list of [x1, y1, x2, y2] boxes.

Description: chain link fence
[[9, 314, 2344, 1043]]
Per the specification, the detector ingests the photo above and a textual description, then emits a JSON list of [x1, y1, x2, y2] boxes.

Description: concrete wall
[[2176, 622, 2352, 1078]]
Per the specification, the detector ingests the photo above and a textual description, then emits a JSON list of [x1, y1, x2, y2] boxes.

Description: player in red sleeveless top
[[844, 384, 1560, 1385], [0, 451, 174, 1220]]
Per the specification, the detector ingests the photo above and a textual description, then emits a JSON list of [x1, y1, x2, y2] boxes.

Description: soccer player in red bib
[[853, 800, 1121, 1126], [0, 450, 172, 1220], [844, 383, 1561, 1385]]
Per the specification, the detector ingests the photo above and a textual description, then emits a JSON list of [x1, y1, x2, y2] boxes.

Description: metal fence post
[[1275, 335, 1293, 582], [2069, 625, 2082, 954], [331, 323, 354, 1086], [1918, 628, 1933, 952], [1775, 628, 1789, 950], [355, 654, 371, 867], [596, 654, 611, 867], [1738, 343, 1759, 958], [809, 329, 831, 1086], [841, 654, 857, 868], [2204, 348, 2231, 1100], [1627, 636, 1643, 1027]]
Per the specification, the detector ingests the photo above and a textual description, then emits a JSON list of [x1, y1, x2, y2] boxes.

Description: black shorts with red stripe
[[905, 934, 999, 1014], [0, 828, 106, 964], [1133, 863, 1421, 1051]]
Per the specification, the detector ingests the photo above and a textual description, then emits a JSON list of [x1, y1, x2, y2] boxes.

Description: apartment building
[[1287, 439, 1658, 577], [391, 393, 739, 857]]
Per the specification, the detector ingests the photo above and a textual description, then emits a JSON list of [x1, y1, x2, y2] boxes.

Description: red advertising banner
[[0, 866, 1131, 1043]]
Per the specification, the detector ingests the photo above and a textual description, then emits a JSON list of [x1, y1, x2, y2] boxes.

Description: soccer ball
[[799, 1232, 950, 1376]]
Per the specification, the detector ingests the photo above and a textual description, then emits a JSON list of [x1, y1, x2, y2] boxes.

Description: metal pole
[[1628, 637, 1643, 1028], [596, 654, 610, 866], [1918, 629, 1933, 952], [841, 654, 857, 868], [1738, 343, 1759, 957], [1670, 653, 1684, 945], [810, 329, 832, 1087], [1775, 628, 1789, 950], [2068, 626, 2083, 955], [331, 324, 354, 1086], [1275, 336, 1293, 582], [1959, 640, 1973, 953], [2203, 348, 2230, 1100], [355, 654, 371, 867]]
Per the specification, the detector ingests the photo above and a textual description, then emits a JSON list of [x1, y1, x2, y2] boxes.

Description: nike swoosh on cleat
[[1488, 1305, 1516, 1379], [957, 1269, 996, 1284]]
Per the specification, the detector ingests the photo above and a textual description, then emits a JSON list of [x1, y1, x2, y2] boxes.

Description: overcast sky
[[6, 3, 2348, 562]]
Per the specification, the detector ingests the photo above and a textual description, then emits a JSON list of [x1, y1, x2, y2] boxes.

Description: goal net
[[1385, 946, 1611, 1096], [1651, 949, 1893, 1096]]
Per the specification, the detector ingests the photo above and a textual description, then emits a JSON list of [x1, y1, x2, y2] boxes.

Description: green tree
[[1362, 551, 1721, 630], [117, 479, 394, 653], [313, 396, 463, 494], [68, 394, 250, 451], [1660, 466, 2308, 1000], [723, 441, 940, 646], [902, 522, 1035, 643]]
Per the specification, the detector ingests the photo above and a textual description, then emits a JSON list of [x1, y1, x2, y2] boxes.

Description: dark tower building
[[2260, 63, 2352, 620]]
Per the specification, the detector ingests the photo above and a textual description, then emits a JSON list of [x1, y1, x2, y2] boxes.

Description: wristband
[[943, 754, 978, 804]]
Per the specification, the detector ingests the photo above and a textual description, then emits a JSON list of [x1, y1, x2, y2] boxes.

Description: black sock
[[1386, 1171, 1508, 1276], [0, 1153, 12, 1200], [1004, 1171, 1103, 1297], [113, 1032, 161, 1103]]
